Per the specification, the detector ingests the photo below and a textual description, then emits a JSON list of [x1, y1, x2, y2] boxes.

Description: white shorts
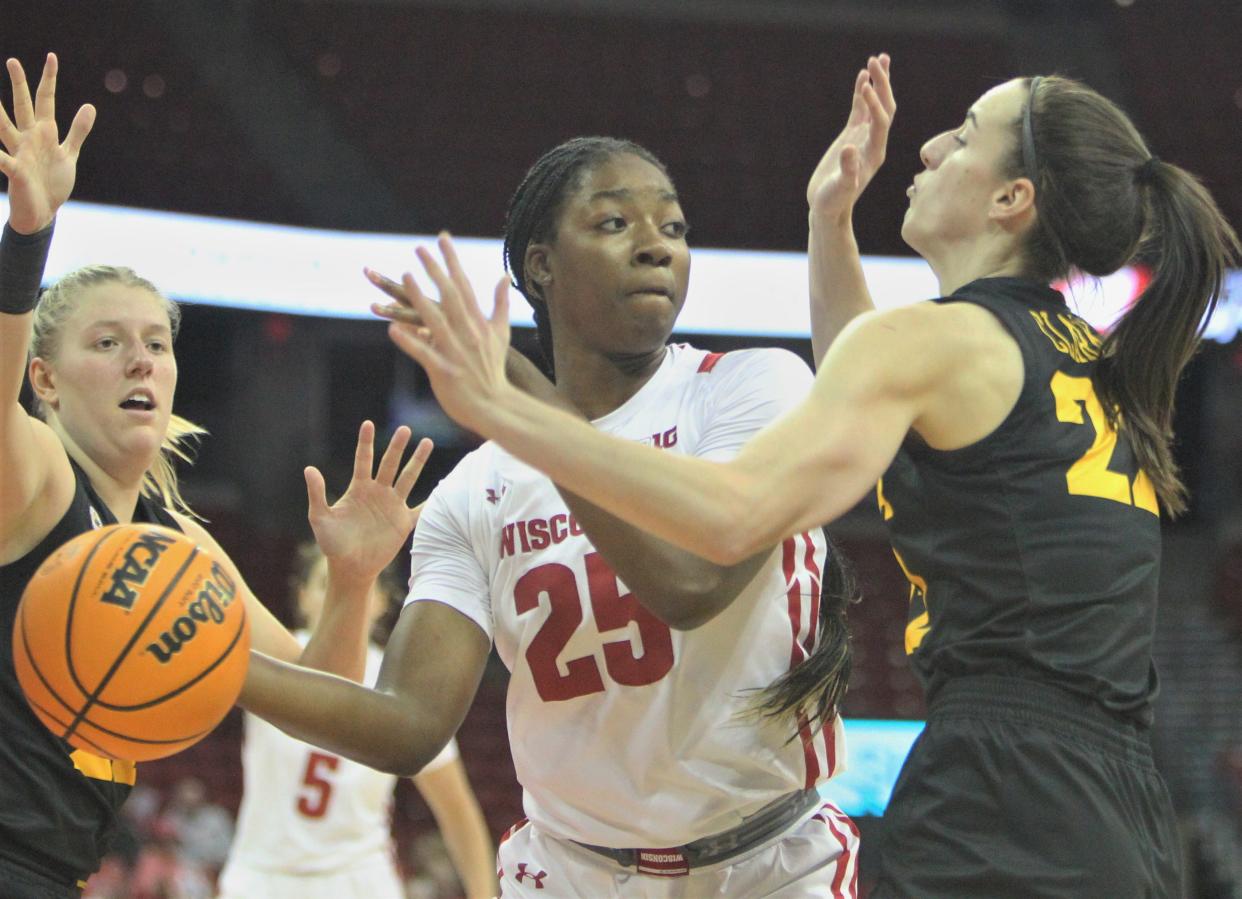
[[496, 800, 859, 898], [216, 851, 405, 899]]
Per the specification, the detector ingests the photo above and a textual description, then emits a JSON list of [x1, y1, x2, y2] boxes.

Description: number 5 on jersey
[[516, 552, 675, 702], [296, 751, 339, 818]]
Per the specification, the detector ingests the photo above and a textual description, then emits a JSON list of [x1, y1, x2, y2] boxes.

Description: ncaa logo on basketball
[[100, 529, 178, 611]]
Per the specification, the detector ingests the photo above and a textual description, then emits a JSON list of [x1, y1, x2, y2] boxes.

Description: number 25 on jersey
[[515, 551, 675, 702]]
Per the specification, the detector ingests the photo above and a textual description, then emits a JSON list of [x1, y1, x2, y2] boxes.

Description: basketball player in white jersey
[[218, 545, 496, 899], [242, 137, 859, 897]]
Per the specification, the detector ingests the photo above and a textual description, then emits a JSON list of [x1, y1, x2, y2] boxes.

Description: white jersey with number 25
[[408, 344, 844, 849]]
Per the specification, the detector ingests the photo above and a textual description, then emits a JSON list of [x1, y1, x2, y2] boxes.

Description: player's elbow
[[652, 571, 743, 631], [693, 477, 772, 567], [657, 599, 724, 632], [385, 738, 449, 779], [695, 512, 772, 568]]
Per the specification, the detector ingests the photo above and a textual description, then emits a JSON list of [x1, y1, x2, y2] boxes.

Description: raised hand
[[304, 420, 433, 583], [0, 53, 95, 234], [367, 266, 430, 331], [806, 54, 894, 226], [380, 234, 514, 437]]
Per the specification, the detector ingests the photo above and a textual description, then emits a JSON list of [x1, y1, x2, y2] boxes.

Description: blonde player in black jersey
[[373, 56, 1239, 897], [0, 54, 429, 897]]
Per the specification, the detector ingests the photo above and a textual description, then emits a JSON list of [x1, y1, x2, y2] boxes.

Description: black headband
[[1021, 76, 1042, 180]]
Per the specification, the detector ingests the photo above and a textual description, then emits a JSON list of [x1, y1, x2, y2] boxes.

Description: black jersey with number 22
[[878, 277, 1162, 725]]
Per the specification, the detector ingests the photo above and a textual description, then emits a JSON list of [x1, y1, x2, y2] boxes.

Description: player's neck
[[553, 344, 668, 421], [54, 428, 146, 523]]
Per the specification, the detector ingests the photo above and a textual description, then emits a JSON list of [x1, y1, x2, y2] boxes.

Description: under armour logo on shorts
[[514, 863, 548, 888]]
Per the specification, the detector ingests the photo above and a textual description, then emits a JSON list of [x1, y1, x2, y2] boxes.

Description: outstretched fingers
[[847, 67, 870, 127], [0, 93, 16, 150], [304, 465, 329, 520], [394, 437, 434, 500], [34, 53, 56, 123], [389, 319, 455, 379], [415, 241, 480, 340], [374, 424, 413, 486], [490, 277, 511, 344], [869, 54, 896, 118], [6, 58, 34, 131], [352, 419, 377, 483], [62, 103, 96, 157], [438, 234, 489, 332]]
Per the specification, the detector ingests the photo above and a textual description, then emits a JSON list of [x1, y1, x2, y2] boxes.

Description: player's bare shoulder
[[895, 300, 1025, 450]]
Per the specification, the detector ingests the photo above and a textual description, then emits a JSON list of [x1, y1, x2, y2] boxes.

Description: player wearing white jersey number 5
[[241, 137, 859, 898], [218, 544, 497, 899]]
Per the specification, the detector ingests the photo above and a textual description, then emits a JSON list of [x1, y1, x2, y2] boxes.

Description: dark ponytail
[[1014, 76, 1241, 516], [501, 137, 670, 377], [753, 534, 858, 737]]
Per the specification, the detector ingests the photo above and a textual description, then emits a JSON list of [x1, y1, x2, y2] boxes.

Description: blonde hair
[[31, 265, 207, 517]]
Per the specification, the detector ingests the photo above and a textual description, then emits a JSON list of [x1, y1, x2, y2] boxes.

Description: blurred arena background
[[7, 0, 1240, 896]]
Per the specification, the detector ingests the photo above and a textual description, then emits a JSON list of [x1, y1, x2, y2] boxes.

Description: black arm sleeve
[[0, 221, 55, 315]]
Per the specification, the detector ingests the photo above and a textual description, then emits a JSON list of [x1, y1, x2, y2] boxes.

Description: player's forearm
[[441, 810, 499, 899], [297, 569, 371, 681], [418, 764, 498, 899], [486, 390, 765, 565], [239, 652, 444, 776], [1, 223, 53, 406], [808, 214, 874, 366], [557, 490, 769, 629]]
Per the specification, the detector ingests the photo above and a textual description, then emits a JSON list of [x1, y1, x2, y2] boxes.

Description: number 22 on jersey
[[1050, 372, 1158, 515], [515, 551, 675, 702]]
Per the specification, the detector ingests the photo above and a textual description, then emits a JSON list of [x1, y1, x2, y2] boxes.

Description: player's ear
[[989, 176, 1037, 231], [29, 357, 60, 410], [525, 244, 553, 296]]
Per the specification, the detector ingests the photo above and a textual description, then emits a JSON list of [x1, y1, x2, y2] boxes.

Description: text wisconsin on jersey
[[498, 427, 678, 559]]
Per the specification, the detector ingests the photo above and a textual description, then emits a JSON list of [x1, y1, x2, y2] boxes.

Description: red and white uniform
[[217, 638, 459, 899], [409, 345, 853, 895]]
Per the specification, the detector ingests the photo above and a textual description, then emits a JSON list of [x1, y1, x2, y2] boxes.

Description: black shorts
[[870, 675, 1181, 899], [0, 856, 82, 899]]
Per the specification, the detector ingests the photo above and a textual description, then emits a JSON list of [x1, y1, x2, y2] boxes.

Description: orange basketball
[[12, 523, 250, 762]]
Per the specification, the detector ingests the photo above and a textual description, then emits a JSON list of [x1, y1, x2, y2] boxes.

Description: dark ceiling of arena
[[8, 0, 1239, 255]]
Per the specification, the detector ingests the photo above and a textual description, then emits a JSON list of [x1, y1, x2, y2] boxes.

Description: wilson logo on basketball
[[100, 529, 179, 611], [144, 562, 239, 665]]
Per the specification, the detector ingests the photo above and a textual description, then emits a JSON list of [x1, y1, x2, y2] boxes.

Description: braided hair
[[501, 137, 671, 377]]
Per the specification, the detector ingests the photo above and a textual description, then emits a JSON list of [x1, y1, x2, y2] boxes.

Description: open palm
[[0, 54, 95, 234], [806, 54, 895, 224], [305, 421, 433, 584]]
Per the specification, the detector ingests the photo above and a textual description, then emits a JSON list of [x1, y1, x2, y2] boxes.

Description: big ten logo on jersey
[[100, 529, 179, 610], [639, 426, 678, 450], [515, 551, 675, 702], [145, 562, 240, 664], [1029, 310, 1101, 362]]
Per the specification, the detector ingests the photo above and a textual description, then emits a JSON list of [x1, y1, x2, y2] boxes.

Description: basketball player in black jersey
[[373, 56, 1238, 896], [0, 54, 430, 897]]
